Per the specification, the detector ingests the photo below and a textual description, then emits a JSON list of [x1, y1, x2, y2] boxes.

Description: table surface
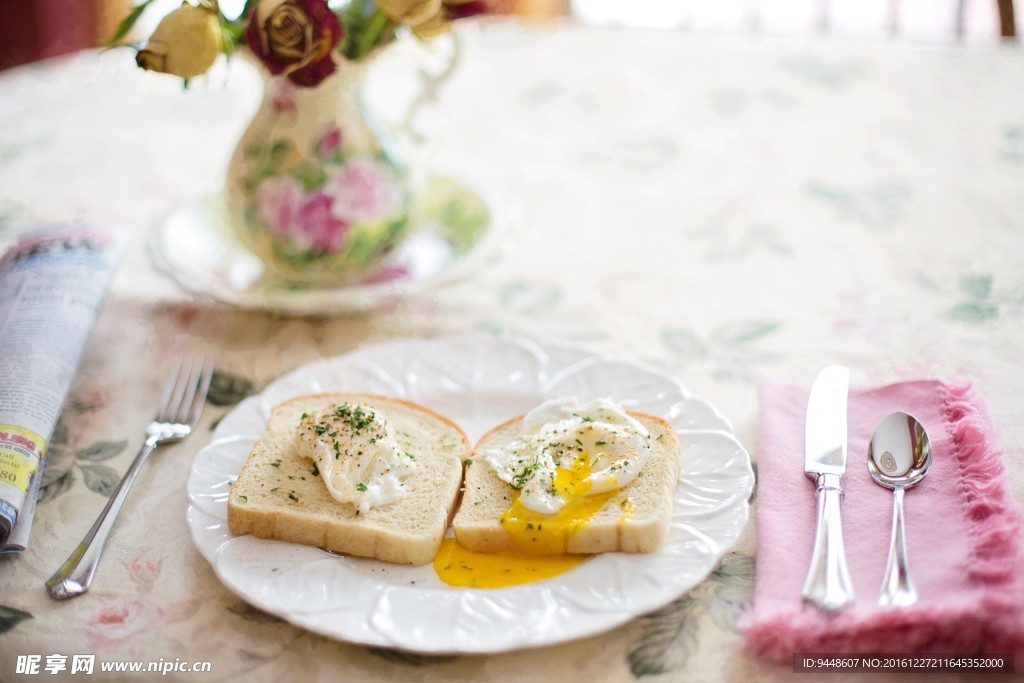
[[1, 21, 1022, 682]]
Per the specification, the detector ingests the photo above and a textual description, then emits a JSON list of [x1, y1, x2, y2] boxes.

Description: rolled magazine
[[0, 225, 120, 553]]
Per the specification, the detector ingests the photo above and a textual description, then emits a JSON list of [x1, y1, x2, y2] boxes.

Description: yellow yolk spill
[[433, 455, 635, 589], [499, 454, 616, 555], [433, 538, 589, 588]]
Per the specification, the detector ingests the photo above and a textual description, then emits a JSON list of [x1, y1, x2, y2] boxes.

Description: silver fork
[[46, 355, 214, 599]]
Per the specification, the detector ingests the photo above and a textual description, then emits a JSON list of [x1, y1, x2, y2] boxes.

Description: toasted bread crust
[[227, 393, 469, 566], [453, 410, 680, 555]]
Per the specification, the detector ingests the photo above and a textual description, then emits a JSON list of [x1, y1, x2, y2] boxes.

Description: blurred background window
[[0, 0, 1017, 73]]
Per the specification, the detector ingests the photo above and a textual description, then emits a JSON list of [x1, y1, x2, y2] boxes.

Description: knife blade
[[801, 365, 855, 611]]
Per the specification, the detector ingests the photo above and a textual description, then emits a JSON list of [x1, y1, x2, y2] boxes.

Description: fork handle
[[45, 437, 157, 599]]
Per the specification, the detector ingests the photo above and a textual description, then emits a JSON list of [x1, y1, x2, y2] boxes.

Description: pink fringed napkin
[[744, 379, 1024, 661]]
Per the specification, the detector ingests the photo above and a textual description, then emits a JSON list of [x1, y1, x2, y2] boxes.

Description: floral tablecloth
[[1, 22, 1022, 682]]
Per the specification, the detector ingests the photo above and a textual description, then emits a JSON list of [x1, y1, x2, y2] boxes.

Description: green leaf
[[37, 468, 73, 505], [80, 464, 121, 498], [712, 551, 756, 583], [628, 593, 702, 677], [660, 329, 707, 358], [707, 552, 757, 633], [268, 140, 294, 167], [76, 440, 128, 462], [291, 162, 328, 192], [106, 0, 158, 46], [432, 188, 489, 255], [206, 370, 256, 407], [711, 319, 779, 346], [237, 649, 274, 664], [959, 274, 993, 300], [367, 647, 454, 666], [227, 601, 284, 624], [220, 13, 247, 53], [354, 9, 391, 60], [0, 605, 33, 635], [499, 282, 561, 314], [951, 302, 998, 324], [339, 0, 369, 60]]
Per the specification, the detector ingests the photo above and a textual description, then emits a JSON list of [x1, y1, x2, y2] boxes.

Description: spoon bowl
[[867, 411, 932, 607], [867, 412, 932, 489]]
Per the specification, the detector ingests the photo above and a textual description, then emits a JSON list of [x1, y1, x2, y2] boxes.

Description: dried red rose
[[443, 0, 489, 21], [245, 0, 343, 87]]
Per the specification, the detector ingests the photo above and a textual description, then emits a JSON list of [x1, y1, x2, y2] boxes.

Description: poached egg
[[296, 403, 416, 514], [483, 397, 650, 554]]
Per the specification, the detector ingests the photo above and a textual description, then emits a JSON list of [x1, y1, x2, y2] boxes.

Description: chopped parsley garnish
[[510, 464, 537, 491], [463, 458, 473, 467], [310, 462, 319, 477], [332, 404, 375, 433], [300, 413, 309, 420], [573, 413, 595, 422], [287, 492, 299, 502], [270, 459, 281, 468], [596, 440, 607, 446], [356, 483, 367, 492]]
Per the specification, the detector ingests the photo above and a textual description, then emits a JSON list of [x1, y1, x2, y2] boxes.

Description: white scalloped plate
[[186, 335, 754, 654]]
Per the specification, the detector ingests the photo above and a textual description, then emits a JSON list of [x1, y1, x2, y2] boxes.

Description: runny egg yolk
[[499, 453, 617, 554], [433, 538, 588, 588], [435, 398, 648, 589], [433, 458, 634, 587]]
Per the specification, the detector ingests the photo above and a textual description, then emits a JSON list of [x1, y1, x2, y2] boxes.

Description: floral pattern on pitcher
[[235, 114, 410, 282]]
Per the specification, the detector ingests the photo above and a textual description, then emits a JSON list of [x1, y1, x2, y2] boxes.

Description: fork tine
[[173, 355, 204, 425], [156, 356, 186, 421], [163, 356, 196, 424], [183, 356, 214, 427]]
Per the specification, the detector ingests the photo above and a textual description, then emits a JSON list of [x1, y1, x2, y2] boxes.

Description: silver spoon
[[867, 411, 932, 607]]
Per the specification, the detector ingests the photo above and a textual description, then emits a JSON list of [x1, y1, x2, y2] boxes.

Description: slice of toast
[[227, 393, 469, 566], [453, 411, 681, 555]]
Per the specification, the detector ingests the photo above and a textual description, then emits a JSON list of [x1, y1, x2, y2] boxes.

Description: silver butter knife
[[801, 365, 855, 611]]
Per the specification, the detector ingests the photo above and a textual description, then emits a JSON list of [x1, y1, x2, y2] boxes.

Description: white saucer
[[148, 177, 501, 315]]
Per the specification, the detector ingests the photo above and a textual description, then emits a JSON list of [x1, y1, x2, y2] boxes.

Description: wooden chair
[[996, 0, 1016, 37]]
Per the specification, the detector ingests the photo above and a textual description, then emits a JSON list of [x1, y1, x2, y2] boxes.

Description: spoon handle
[[879, 486, 917, 607]]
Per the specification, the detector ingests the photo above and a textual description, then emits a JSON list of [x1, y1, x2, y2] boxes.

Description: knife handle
[[802, 473, 855, 611]]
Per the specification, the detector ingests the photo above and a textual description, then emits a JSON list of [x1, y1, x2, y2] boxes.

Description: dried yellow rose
[[376, 0, 443, 28], [136, 2, 223, 80]]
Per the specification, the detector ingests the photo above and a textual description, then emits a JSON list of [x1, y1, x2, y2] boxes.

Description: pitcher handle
[[399, 32, 463, 146]]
